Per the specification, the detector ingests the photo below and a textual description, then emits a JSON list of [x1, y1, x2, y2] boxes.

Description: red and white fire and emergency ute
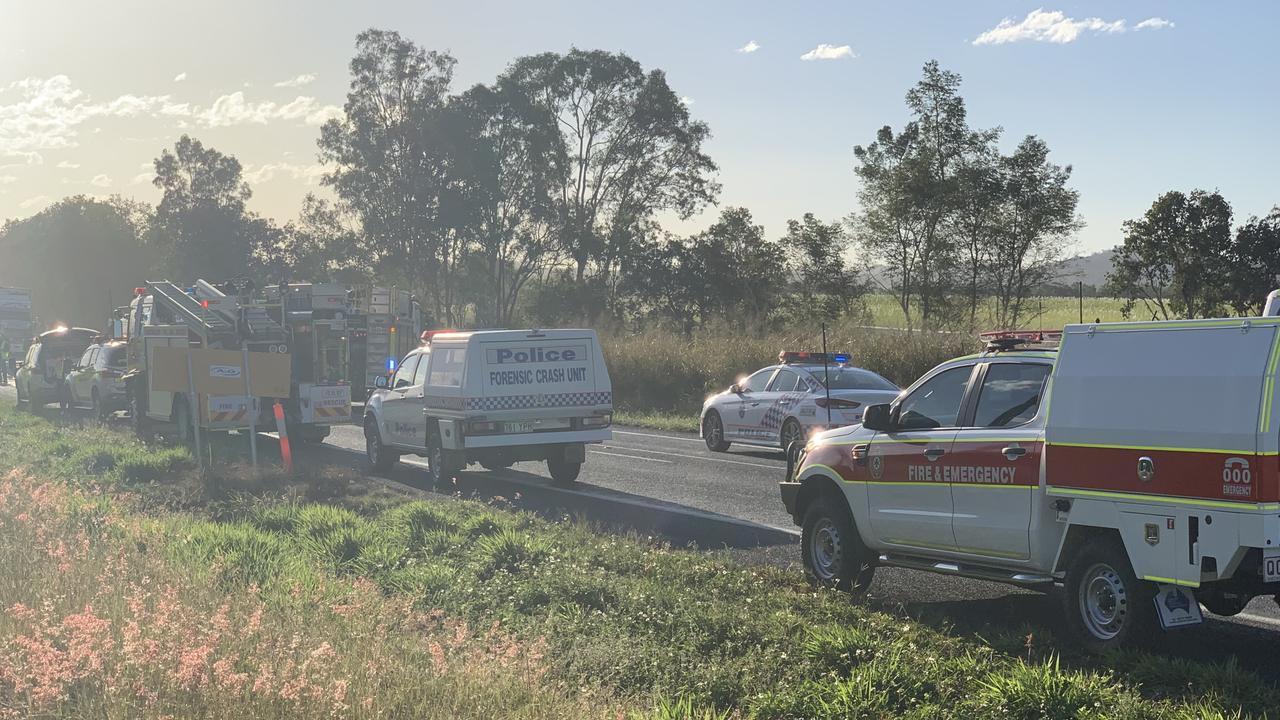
[[782, 320, 1280, 651]]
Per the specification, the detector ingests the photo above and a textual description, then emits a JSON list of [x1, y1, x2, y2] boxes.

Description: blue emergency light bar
[[779, 351, 850, 365]]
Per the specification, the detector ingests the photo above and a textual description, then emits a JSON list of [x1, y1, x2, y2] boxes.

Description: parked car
[[62, 339, 128, 419], [701, 351, 900, 452], [15, 327, 97, 410]]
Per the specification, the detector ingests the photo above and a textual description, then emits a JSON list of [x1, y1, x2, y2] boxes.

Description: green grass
[[1, 404, 1278, 718], [862, 293, 1130, 330]]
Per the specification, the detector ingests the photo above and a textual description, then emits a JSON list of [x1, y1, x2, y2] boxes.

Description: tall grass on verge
[[0, 468, 622, 719], [603, 324, 974, 414]]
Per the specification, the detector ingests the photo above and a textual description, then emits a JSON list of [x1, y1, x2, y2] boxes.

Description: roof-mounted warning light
[[420, 329, 455, 344], [979, 330, 1063, 352], [779, 351, 851, 365]]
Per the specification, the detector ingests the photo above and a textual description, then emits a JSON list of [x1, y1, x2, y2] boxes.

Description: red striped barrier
[[273, 401, 293, 474]]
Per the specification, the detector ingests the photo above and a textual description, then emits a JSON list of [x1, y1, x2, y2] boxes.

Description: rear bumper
[[465, 428, 611, 448]]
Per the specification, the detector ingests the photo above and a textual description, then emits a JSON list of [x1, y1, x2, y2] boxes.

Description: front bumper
[[780, 481, 801, 518]]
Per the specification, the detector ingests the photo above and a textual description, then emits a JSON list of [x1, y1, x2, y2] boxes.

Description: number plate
[[1264, 548, 1280, 583], [504, 418, 570, 434]]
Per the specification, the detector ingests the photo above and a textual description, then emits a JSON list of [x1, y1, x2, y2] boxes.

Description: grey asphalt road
[[6, 381, 1280, 668]]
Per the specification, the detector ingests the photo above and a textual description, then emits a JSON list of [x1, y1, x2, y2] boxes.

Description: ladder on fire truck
[[147, 280, 286, 347]]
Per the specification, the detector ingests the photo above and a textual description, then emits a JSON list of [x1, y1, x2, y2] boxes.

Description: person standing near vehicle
[[0, 333, 10, 386]]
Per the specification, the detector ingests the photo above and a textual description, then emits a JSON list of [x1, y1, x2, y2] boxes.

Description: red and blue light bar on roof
[[779, 351, 850, 365], [979, 330, 1063, 350]]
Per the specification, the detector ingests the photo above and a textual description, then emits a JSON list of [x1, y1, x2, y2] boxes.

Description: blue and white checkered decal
[[466, 391, 612, 412]]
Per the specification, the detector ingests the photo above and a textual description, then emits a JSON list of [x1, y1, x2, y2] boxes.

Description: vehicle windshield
[[808, 366, 897, 391]]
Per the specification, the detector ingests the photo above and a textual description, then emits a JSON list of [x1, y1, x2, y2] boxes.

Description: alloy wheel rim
[[707, 416, 722, 444], [783, 422, 802, 448], [1079, 562, 1128, 640], [810, 517, 842, 580]]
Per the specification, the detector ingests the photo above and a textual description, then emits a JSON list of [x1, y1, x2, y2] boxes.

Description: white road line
[[588, 449, 675, 464], [604, 444, 783, 470], [614, 429, 705, 443]]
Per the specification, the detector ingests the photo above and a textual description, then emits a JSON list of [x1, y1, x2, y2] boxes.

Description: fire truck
[[261, 283, 352, 443], [782, 323, 1280, 652], [348, 286, 421, 401], [122, 280, 289, 441]]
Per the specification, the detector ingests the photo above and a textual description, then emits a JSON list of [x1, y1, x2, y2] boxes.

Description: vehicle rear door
[[381, 353, 421, 448], [759, 367, 804, 442], [866, 364, 976, 551], [948, 360, 1051, 560]]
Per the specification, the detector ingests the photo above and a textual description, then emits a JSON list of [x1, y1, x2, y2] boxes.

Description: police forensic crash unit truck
[[782, 320, 1280, 652], [363, 329, 612, 487]]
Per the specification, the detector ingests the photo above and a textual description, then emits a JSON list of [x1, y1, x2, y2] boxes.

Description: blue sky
[[1, 1, 1276, 255]]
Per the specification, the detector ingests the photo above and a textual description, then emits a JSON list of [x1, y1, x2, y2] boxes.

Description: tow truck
[[782, 325, 1280, 652], [122, 280, 288, 441]]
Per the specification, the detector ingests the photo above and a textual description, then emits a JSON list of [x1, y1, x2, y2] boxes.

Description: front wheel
[[130, 390, 153, 442], [1063, 538, 1156, 654], [703, 411, 730, 452], [801, 496, 875, 596], [364, 417, 398, 472]]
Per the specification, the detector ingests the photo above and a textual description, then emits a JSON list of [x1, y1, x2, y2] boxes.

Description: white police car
[[700, 351, 900, 452]]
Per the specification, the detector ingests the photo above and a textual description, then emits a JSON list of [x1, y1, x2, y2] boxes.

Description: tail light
[[580, 414, 612, 429], [469, 420, 498, 434], [815, 398, 861, 410]]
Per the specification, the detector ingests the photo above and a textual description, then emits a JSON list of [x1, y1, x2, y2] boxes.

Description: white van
[[363, 329, 613, 486]]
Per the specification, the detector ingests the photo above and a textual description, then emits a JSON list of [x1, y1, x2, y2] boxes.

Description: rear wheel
[[703, 411, 730, 452], [801, 494, 875, 596], [427, 427, 462, 489], [1063, 537, 1156, 653], [129, 389, 153, 442], [780, 418, 805, 452], [91, 389, 106, 422], [364, 416, 397, 472], [547, 457, 582, 487]]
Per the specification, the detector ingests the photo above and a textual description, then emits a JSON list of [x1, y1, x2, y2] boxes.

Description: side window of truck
[[428, 348, 465, 387], [971, 363, 1051, 428], [896, 366, 972, 430]]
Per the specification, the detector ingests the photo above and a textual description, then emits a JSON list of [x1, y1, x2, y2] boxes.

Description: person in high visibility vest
[[0, 333, 10, 386]]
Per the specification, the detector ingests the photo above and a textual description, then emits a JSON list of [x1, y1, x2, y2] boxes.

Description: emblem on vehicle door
[[869, 453, 883, 480], [1137, 456, 1155, 482]]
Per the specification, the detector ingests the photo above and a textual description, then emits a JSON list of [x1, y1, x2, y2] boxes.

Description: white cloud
[[973, 9, 1127, 45], [680, 96, 694, 106], [89, 173, 111, 188], [173, 72, 187, 83], [131, 171, 154, 185], [56, 160, 80, 169], [1135, 17, 1174, 31], [197, 92, 340, 127], [800, 44, 856, 61], [19, 194, 49, 210], [242, 162, 326, 185], [274, 73, 317, 88], [736, 40, 760, 54]]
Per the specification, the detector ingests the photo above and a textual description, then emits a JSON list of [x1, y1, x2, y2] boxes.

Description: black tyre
[[780, 418, 805, 452], [427, 428, 464, 489], [1063, 537, 1157, 654], [91, 389, 106, 422], [481, 458, 514, 471], [801, 494, 875, 595], [547, 457, 582, 487], [703, 410, 730, 452], [364, 416, 397, 472]]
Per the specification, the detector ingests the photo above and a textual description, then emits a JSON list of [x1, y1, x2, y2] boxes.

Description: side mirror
[[861, 403, 894, 432], [729, 383, 745, 394], [373, 375, 389, 389]]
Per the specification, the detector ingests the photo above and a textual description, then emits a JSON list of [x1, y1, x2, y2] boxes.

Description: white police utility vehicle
[[700, 351, 899, 453], [363, 329, 612, 486], [782, 324, 1280, 651]]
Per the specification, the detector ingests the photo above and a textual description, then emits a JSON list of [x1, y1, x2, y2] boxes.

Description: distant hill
[[1056, 249, 1115, 289]]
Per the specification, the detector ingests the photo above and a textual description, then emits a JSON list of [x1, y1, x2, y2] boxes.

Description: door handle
[[750, 402, 760, 407], [924, 447, 946, 461], [1002, 446, 1027, 459]]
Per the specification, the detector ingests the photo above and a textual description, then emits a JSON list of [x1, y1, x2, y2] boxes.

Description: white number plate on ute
[[505, 419, 569, 433], [1264, 548, 1280, 583]]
